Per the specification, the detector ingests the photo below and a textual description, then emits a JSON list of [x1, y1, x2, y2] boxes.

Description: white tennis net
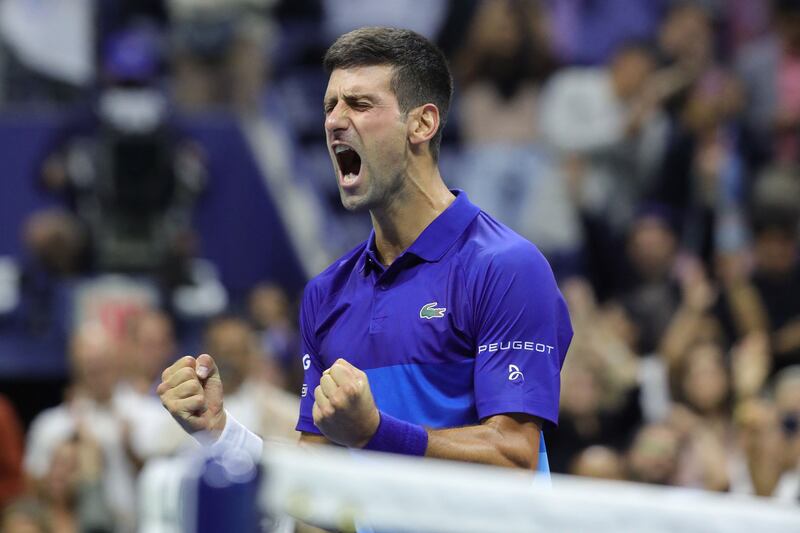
[[138, 440, 800, 533]]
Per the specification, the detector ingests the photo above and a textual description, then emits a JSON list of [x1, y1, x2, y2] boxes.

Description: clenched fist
[[313, 358, 380, 448], [157, 354, 227, 437]]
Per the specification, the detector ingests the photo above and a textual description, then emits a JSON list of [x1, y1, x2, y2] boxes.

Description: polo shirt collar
[[406, 190, 480, 261], [357, 230, 381, 274], [357, 190, 480, 274]]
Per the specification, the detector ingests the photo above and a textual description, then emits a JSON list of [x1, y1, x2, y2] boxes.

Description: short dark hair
[[323, 27, 453, 161]]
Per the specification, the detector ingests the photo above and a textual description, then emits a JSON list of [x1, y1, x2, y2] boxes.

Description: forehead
[[325, 65, 395, 98], [207, 321, 252, 346]]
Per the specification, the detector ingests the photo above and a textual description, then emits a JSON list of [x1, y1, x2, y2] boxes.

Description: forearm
[[659, 306, 703, 367], [425, 415, 541, 470], [774, 319, 800, 356]]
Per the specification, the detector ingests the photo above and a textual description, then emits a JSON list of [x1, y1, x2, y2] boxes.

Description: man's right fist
[[157, 354, 226, 437]]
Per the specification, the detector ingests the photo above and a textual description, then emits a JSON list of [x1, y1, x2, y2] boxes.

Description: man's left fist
[[312, 358, 380, 447]]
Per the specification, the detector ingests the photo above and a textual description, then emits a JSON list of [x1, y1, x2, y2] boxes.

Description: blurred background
[[0, 0, 799, 531]]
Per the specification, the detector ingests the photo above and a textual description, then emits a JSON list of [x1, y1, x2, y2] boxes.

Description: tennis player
[[158, 27, 572, 474]]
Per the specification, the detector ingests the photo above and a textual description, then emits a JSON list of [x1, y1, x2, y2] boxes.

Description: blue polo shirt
[[296, 191, 572, 474]]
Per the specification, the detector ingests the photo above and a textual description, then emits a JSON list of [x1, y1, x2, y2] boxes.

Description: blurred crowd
[[2, 0, 800, 531]]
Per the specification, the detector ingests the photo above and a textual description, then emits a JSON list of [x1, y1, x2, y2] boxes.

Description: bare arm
[[426, 414, 542, 469], [298, 432, 334, 447]]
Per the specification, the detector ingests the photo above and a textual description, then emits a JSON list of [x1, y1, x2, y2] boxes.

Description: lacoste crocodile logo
[[420, 302, 447, 319]]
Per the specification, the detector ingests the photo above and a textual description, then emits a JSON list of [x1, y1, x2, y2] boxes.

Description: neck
[[369, 158, 454, 266]]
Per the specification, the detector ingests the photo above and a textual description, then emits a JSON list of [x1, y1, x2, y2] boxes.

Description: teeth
[[334, 145, 352, 154]]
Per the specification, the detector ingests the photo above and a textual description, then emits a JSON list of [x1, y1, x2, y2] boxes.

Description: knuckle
[[329, 395, 344, 410], [186, 396, 204, 410], [342, 382, 358, 397]]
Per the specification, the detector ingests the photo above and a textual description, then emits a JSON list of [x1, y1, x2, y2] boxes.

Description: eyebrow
[[324, 93, 377, 110]]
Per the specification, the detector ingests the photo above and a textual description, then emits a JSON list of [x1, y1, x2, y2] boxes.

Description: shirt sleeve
[[295, 283, 324, 434], [472, 244, 573, 426]]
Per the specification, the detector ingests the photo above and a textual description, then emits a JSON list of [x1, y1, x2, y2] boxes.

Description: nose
[[325, 101, 348, 134]]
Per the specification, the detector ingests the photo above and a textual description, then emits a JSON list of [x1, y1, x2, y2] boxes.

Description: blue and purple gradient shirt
[[296, 191, 572, 473]]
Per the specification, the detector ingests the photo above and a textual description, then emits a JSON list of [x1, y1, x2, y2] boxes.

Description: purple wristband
[[363, 411, 428, 456]]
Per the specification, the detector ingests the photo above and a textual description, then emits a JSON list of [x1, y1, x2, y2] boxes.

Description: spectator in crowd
[[657, 1, 716, 91], [38, 23, 208, 280], [202, 315, 299, 441], [657, 255, 722, 368], [14, 210, 87, 337], [549, 361, 607, 473], [540, 41, 672, 235], [453, 0, 581, 261], [771, 366, 800, 501], [115, 309, 191, 462], [0, 394, 24, 510], [21, 211, 87, 280], [24, 322, 136, 531], [168, 0, 278, 112], [32, 431, 114, 533], [737, 0, 800, 164], [569, 445, 626, 481], [454, 0, 555, 146], [650, 65, 748, 268], [626, 423, 681, 485], [733, 398, 790, 497], [119, 310, 176, 397], [549, 278, 643, 473], [748, 210, 800, 374], [0, 497, 50, 533], [616, 208, 682, 354], [247, 282, 299, 389], [669, 341, 733, 492]]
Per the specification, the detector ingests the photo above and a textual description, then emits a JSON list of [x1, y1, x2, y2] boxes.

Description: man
[[159, 27, 572, 473], [25, 321, 137, 531], [115, 309, 194, 460], [201, 315, 299, 441]]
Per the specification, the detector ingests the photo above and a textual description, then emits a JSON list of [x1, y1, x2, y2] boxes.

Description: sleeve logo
[[420, 302, 447, 319], [302, 353, 311, 370], [478, 341, 554, 354], [508, 364, 524, 382]]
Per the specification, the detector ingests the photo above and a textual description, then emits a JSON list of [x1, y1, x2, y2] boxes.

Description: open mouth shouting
[[333, 143, 363, 189]]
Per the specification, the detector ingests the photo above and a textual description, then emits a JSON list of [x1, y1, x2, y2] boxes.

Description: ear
[[407, 103, 440, 151]]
